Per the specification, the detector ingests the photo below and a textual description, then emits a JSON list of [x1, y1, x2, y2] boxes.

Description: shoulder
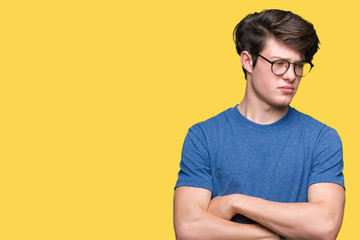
[[291, 107, 342, 145], [189, 106, 237, 133], [291, 108, 324, 128], [291, 108, 337, 132]]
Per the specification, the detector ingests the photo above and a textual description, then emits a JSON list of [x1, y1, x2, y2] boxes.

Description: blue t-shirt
[[175, 105, 344, 223]]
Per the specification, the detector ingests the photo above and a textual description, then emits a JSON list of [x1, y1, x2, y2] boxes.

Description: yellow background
[[1, 0, 358, 239]]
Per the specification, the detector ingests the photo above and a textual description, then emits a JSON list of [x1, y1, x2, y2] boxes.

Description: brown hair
[[233, 9, 320, 78]]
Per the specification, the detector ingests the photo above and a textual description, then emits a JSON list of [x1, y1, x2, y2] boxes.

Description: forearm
[[174, 187, 279, 240], [175, 209, 279, 240], [232, 194, 342, 240]]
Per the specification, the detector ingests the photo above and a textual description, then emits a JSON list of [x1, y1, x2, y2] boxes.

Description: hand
[[208, 194, 238, 220]]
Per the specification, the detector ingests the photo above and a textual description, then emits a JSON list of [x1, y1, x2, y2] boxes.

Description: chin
[[269, 100, 292, 108], [273, 96, 294, 107]]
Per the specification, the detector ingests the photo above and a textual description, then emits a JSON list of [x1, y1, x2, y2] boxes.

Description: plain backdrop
[[0, 1, 359, 239]]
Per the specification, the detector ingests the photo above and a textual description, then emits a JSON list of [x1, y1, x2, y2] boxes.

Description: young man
[[174, 9, 345, 240]]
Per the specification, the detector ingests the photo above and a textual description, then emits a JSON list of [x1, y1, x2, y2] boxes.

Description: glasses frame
[[257, 54, 314, 77]]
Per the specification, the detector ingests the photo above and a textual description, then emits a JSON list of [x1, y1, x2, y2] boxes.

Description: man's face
[[248, 37, 303, 107]]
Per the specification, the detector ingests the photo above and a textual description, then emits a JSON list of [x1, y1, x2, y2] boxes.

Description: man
[[173, 9, 345, 240]]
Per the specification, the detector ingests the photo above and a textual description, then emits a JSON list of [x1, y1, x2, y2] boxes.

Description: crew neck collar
[[232, 104, 294, 132]]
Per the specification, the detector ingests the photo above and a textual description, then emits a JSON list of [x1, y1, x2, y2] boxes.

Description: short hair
[[233, 9, 320, 78]]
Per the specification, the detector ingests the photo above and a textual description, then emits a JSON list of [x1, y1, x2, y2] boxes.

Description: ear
[[240, 51, 253, 74]]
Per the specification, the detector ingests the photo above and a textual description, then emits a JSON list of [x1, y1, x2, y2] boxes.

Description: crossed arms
[[174, 183, 345, 240]]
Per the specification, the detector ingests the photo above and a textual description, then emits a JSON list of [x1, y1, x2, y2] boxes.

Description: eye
[[296, 62, 305, 68], [274, 60, 288, 67]]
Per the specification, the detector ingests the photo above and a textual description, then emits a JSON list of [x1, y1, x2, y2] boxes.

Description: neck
[[238, 98, 289, 125]]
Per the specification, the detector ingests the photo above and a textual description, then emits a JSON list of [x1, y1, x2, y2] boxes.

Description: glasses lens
[[272, 60, 289, 75], [295, 62, 312, 77]]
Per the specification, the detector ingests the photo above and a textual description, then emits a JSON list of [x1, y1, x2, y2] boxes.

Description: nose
[[282, 64, 297, 82]]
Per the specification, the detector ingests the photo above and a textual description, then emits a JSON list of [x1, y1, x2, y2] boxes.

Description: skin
[[174, 37, 345, 240], [174, 187, 279, 240], [238, 37, 302, 124], [208, 183, 345, 239]]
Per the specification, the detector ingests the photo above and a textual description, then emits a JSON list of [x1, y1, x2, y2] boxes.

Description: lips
[[278, 86, 294, 93]]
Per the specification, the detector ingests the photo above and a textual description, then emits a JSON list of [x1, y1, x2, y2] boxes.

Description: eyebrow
[[271, 56, 305, 62]]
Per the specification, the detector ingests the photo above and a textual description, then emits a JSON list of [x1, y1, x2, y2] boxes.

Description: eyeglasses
[[258, 54, 314, 77]]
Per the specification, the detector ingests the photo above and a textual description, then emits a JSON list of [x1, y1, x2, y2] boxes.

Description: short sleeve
[[308, 127, 345, 189], [175, 124, 213, 192]]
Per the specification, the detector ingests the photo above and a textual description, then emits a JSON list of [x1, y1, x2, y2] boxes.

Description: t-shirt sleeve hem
[[308, 179, 345, 190], [174, 183, 213, 192]]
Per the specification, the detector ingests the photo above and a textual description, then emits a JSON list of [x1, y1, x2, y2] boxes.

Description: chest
[[209, 130, 313, 201]]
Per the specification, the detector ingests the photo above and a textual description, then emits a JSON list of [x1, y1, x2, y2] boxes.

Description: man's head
[[233, 9, 320, 79]]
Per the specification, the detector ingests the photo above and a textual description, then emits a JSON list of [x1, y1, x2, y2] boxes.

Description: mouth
[[278, 86, 295, 94]]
